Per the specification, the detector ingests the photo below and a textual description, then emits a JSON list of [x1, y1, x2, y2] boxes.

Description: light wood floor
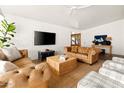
[[33, 54, 124, 88], [33, 54, 113, 88], [48, 59, 105, 88]]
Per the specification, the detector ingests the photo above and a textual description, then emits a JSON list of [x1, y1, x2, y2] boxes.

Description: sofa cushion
[[0, 60, 19, 74], [76, 54, 88, 59], [112, 57, 124, 64], [2, 46, 22, 61], [66, 52, 75, 57], [13, 58, 33, 68], [77, 71, 124, 88], [78, 47, 83, 54], [71, 46, 78, 53], [78, 47, 90, 54]]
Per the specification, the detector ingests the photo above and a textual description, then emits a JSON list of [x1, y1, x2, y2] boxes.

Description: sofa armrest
[[19, 49, 28, 58], [64, 47, 71, 53], [88, 49, 96, 60], [93, 48, 101, 54], [88, 49, 96, 56], [35, 63, 51, 82], [88, 48, 100, 64]]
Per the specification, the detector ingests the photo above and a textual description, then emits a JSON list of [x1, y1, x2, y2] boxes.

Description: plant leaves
[[5, 44, 10, 47], [1, 23, 7, 30], [3, 44, 10, 47], [10, 34, 14, 37], [5, 37, 11, 40], [3, 19, 8, 25], [0, 41, 4, 48], [0, 19, 16, 48], [7, 23, 16, 32], [1, 20, 8, 29], [3, 39, 7, 42]]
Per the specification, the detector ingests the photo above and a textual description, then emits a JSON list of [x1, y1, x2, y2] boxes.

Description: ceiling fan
[[69, 5, 92, 15]]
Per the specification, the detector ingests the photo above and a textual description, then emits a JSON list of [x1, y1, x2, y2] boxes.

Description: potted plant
[[0, 18, 16, 48]]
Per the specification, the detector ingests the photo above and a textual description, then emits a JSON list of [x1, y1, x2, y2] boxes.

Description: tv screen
[[94, 35, 107, 42], [34, 31, 56, 45]]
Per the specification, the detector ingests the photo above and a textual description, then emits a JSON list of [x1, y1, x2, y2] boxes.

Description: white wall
[[80, 19, 124, 55], [5, 14, 78, 59], [4, 13, 124, 58]]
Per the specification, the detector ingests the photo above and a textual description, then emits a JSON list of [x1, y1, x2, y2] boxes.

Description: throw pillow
[[0, 60, 19, 74], [2, 46, 22, 61]]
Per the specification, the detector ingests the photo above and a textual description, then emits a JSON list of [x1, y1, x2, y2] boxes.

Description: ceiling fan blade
[[69, 5, 91, 15]]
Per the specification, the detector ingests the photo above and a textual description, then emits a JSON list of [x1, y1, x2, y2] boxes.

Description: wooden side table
[[92, 44, 112, 58]]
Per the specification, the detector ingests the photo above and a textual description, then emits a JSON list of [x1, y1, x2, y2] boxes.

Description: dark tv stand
[[38, 50, 55, 61]]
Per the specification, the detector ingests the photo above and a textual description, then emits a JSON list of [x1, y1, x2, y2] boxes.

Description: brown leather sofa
[[64, 46, 101, 64], [0, 49, 51, 88], [0, 63, 51, 88]]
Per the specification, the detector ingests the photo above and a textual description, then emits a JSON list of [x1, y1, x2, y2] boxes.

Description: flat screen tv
[[94, 35, 107, 42], [34, 31, 56, 45]]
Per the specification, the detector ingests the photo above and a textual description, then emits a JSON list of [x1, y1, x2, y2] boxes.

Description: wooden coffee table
[[46, 55, 77, 75]]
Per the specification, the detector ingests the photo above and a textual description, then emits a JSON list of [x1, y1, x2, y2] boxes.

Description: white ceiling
[[1, 5, 124, 30]]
